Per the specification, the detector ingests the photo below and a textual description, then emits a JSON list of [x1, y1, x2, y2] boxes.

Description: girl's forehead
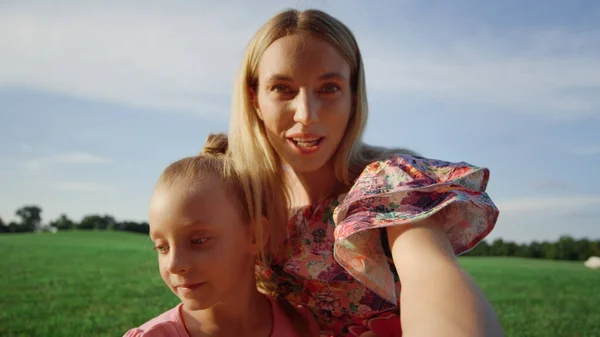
[[149, 181, 244, 235]]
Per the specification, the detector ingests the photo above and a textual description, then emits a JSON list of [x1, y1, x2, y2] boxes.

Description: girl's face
[[149, 178, 255, 310], [254, 34, 353, 174]]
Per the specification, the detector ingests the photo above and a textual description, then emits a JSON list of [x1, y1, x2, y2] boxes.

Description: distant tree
[[541, 241, 558, 260], [0, 216, 7, 233], [573, 238, 593, 261], [527, 241, 544, 259], [465, 240, 490, 256], [118, 221, 149, 234], [99, 215, 116, 230], [505, 242, 519, 256], [80, 215, 102, 229], [555, 236, 576, 260], [15, 205, 42, 232], [137, 222, 149, 234], [512, 243, 526, 257], [8, 221, 20, 233], [79, 214, 117, 230], [592, 240, 600, 257], [490, 239, 508, 256], [461, 236, 600, 261], [49, 214, 75, 230]]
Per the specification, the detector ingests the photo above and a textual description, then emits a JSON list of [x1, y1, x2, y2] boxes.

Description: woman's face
[[254, 34, 353, 174]]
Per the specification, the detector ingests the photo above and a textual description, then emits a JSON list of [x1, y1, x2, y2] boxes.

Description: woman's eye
[[320, 84, 340, 93], [191, 238, 211, 245], [271, 84, 292, 94]]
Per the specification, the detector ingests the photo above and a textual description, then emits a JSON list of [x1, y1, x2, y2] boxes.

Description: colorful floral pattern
[[257, 155, 499, 336]]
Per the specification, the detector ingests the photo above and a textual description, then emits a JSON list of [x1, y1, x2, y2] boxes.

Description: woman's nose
[[293, 90, 320, 125]]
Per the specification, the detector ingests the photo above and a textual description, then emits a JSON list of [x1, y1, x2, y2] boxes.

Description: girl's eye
[[153, 245, 169, 254], [191, 238, 211, 245]]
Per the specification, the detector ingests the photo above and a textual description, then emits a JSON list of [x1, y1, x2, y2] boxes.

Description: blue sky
[[1, 0, 599, 243]]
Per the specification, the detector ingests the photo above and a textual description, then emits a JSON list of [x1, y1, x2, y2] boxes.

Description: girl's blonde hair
[[156, 133, 271, 263], [228, 8, 418, 249], [156, 133, 313, 337]]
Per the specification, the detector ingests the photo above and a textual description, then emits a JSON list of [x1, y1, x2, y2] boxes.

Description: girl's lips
[[175, 282, 206, 297], [175, 282, 204, 290]]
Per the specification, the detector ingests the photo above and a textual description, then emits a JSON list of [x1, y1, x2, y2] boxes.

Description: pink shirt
[[123, 297, 318, 337]]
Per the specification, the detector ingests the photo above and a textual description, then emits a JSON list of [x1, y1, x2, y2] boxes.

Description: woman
[[227, 8, 503, 337]]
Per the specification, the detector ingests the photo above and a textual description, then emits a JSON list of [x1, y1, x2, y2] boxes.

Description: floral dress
[[257, 155, 499, 336]]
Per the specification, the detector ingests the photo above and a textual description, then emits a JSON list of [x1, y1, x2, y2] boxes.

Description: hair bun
[[201, 133, 229, 156]]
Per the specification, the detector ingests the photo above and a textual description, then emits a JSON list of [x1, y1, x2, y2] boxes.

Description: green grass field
[[1, 231, 599, 337]]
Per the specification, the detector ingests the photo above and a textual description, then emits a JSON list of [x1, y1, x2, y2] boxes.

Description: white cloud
[[363, 29, 600, 120], [22, 152, 110, 170], [0, 1, 258, 116], [51, 181, 113, 192], [0, 1, 598, 119], [495, 196, 600, 215]]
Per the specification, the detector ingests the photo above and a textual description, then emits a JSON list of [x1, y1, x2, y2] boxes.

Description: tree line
[[2, 205, 599, 261], [463, 236, 600, 261], [0, 205, 149, 235]]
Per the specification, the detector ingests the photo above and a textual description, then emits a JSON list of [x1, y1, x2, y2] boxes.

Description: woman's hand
[[386, 215, 504, 337]]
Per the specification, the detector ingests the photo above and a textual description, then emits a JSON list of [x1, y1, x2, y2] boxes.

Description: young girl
[[227, 8, 504, 337], [123, 134, 318, 337]]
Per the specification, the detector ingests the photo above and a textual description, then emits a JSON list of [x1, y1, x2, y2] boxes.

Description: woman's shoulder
[[363, 152, 489, 176], [348, 153, 491, 195]]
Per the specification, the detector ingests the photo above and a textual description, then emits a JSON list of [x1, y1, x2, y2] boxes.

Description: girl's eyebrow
[[149, 230, 161, 241], [149, 219, 211, 239], [183, 219, 213, 229]]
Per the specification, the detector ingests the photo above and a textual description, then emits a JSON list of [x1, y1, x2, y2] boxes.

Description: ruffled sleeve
[[332, 155, 499, 304]]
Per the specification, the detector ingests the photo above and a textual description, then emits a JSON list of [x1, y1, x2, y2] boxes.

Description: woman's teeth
[[293, 138, 320, 147]]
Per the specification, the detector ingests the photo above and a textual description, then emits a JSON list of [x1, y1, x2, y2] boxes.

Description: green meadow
[[1, 231, 599, 337]]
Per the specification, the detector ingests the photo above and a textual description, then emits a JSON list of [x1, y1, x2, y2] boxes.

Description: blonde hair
[[157, 133, 313, 336], [156, 133, 268, 262], [229, 8, 417, 241]]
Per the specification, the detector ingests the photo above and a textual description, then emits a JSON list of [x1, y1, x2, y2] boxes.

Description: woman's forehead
[[258, 34, 351, 80]]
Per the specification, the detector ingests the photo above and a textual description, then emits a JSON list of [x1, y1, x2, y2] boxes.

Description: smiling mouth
[[289, 137, 324, 148], [175, 283, 204, 291], [286, 136, 325, 155]]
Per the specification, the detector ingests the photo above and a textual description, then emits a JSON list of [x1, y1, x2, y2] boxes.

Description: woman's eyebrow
[[265, 74, 293, 83], [265, 72, 347, 83], [319, 72, 347, 81]]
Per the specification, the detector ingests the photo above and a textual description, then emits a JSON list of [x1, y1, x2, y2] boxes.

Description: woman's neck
[[285, 160, 345, 208], [182, 278, 273, 337]]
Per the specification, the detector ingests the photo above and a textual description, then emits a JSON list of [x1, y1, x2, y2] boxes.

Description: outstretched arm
[[387, 217, 504, 337]]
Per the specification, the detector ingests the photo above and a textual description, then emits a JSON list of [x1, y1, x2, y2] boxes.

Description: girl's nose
[[166, 248, 191, 275]]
